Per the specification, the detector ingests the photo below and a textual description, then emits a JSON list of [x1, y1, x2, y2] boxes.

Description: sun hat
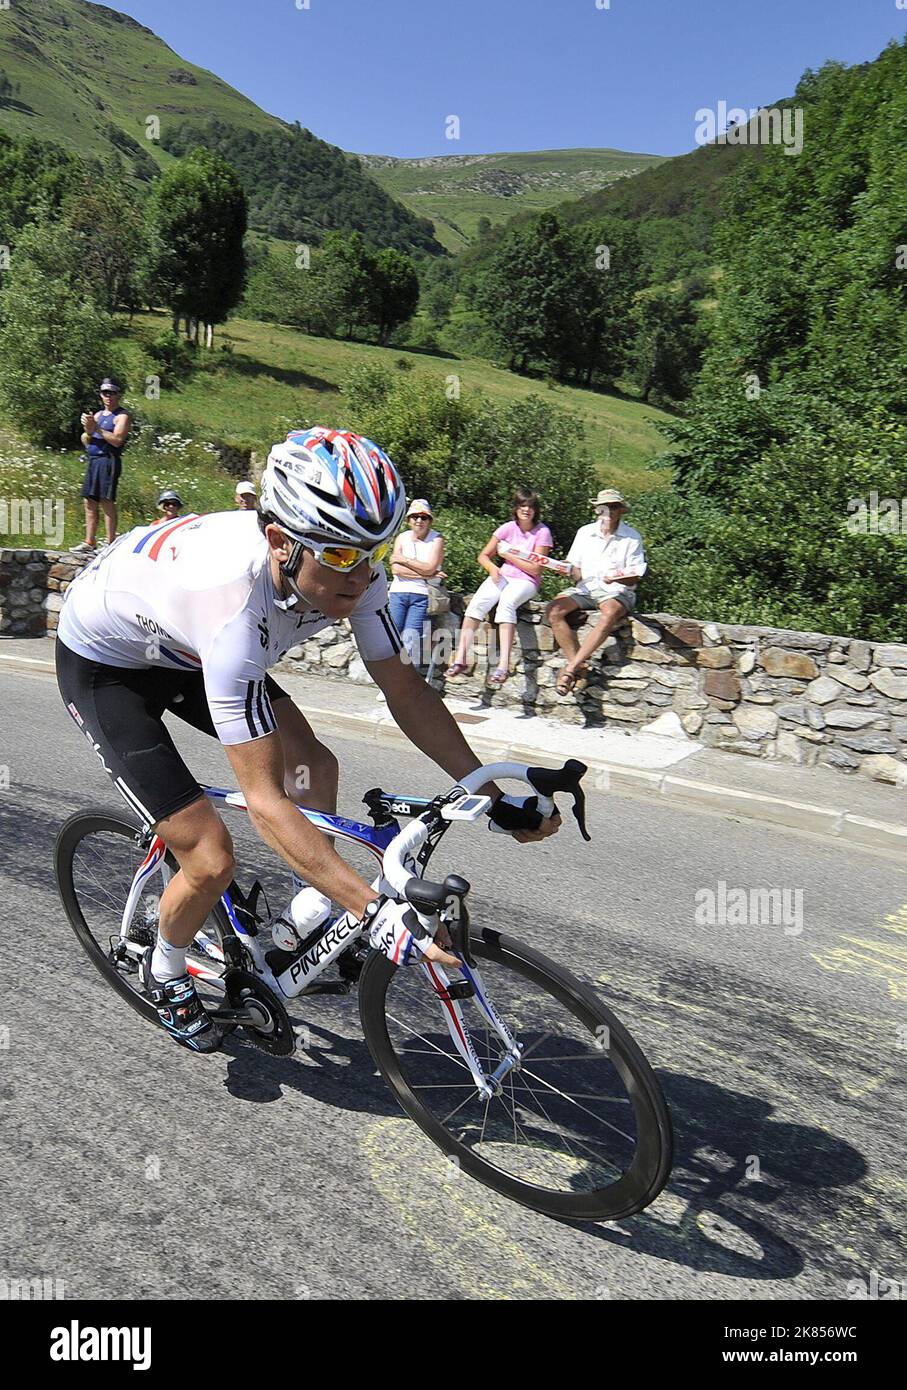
[[406, 498, 433, 518]]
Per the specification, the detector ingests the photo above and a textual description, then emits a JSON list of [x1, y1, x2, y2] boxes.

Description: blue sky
[[117, 0, 906, 157]]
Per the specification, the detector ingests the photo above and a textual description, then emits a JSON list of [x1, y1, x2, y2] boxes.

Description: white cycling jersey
[[57, 510, 402, 744]]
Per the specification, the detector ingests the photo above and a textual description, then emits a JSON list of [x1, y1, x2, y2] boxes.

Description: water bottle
[[270, 886, 332, 951]]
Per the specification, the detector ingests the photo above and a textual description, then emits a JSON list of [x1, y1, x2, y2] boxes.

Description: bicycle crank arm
[[210, 1003, 271, 1027]]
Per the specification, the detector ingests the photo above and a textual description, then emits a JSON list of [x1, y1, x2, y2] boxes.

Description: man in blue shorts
[[74, 377, 130, 555]]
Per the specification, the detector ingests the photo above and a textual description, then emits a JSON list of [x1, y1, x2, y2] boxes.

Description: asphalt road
[[2, 663, 906, 1301]]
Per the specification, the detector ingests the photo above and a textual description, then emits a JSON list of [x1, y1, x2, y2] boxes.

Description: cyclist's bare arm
[[226, 727, 458, 963], [366, 655, 559, 844], [225, 732, 375, 919]]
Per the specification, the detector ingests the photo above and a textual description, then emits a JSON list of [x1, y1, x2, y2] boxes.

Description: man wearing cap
[[74, 378, 130, 555], [235, 481, 257, 510], [546, 489, 647, 696]]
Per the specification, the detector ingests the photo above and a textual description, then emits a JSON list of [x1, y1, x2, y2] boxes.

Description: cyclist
[[55, 427, 560, 1053]]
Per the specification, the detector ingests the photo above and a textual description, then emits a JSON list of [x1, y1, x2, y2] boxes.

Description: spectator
[[156, 490, 183, 522], [388, 498, 445, 671], [448, 487, 552, 685], [235, 480, 257, 510], [73, 377, 130, 555], [546, 488, 647, 696]]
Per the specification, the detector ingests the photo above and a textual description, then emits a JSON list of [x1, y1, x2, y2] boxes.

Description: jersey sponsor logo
[[257, 617, 269, 649]]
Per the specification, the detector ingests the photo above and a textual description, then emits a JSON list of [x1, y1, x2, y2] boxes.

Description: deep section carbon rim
[[359, 927, 672, 1221]]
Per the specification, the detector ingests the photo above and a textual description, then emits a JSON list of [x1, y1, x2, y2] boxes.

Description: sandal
[[488, 668, 509, 686], [556, 667, 588, 697], [446, 661, 469, 678]]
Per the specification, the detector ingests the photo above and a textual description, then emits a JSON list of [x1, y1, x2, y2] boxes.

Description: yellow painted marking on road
[[362, 1117, 579, 1300], [811, 901, 907, 1001]]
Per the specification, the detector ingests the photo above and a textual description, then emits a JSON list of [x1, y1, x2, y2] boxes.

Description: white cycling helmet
[[260, 426, 406, 549]]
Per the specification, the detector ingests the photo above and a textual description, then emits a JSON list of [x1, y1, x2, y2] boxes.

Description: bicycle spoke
[[378, 949, 642, 1199]]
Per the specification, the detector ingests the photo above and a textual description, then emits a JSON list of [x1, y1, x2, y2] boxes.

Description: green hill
[[0, 0, 441, 254], [359, 147, 665, 252], [0, 0, 281, 169], [457, 120, 774, 282], [117, 311, 673, 491]]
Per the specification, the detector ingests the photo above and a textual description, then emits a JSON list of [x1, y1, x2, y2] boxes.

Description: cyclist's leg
[[152, 796, 235, 952], [56, 641, 236, 956]]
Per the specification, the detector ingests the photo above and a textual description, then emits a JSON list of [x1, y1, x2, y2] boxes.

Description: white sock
[[151, 933, 187, 983]]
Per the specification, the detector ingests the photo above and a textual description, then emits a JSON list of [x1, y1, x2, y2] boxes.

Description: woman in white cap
[[447, 486, 552, 685], [388, 499, 445, 670], [235, 480, 257, 510]]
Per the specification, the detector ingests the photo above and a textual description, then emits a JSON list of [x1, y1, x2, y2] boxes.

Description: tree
[[372, 248, 419, 343], [64, 179, 146, 312], [476, 213, 578, 374], [316, 231, 377, 339], [0, 217, 116, 446], [146, 148, 247, 345], [632, 286, 706, 404], [0, 131, 84, 235], [424, 281, 454, 329]]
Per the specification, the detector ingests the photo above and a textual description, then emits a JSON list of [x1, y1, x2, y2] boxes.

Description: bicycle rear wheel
[[54, 807, 232, 1027], [358, 926, 672, 1222]]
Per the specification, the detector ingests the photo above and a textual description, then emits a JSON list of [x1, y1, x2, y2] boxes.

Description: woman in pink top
[[448, 487, 553, 685]]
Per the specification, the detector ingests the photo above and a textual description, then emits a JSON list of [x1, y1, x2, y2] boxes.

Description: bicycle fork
[[420, 957, 523, 1102]]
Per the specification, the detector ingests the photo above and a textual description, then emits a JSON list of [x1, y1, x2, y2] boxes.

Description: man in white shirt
[[546, 489, 647, 696]]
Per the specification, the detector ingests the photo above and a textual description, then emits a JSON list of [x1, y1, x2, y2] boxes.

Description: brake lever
[[571, 784, 591, 842]]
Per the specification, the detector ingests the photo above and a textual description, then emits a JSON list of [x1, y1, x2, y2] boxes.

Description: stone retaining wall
[[3, 547, 905, 786], [279, 597, 907, 787], [0, 548, 90, 635]]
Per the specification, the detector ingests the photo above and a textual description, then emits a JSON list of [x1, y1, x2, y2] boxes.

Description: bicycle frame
[[114, 781, 526, 1098]]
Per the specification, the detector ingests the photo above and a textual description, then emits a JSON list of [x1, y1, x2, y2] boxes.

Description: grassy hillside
[[359, 147, 665, 252], [0, 314, 672, 548], [457, 120, 773, 282], [0, 0, 440, 253], [120, 312, 673, 490], [0, 0, 281, 172]]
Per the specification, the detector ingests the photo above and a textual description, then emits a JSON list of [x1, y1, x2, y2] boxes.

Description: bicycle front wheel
[[358, 926, 672, 1222]]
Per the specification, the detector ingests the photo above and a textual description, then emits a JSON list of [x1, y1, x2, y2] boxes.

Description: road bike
[[54, 758, 673, 1221]]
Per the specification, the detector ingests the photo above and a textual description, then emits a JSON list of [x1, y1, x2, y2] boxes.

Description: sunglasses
[[408, 513, 431, 521], [301, 536, 391, 571]]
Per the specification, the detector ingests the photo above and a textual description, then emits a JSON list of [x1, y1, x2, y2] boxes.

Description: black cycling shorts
[[55, 639, 289, 831]]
